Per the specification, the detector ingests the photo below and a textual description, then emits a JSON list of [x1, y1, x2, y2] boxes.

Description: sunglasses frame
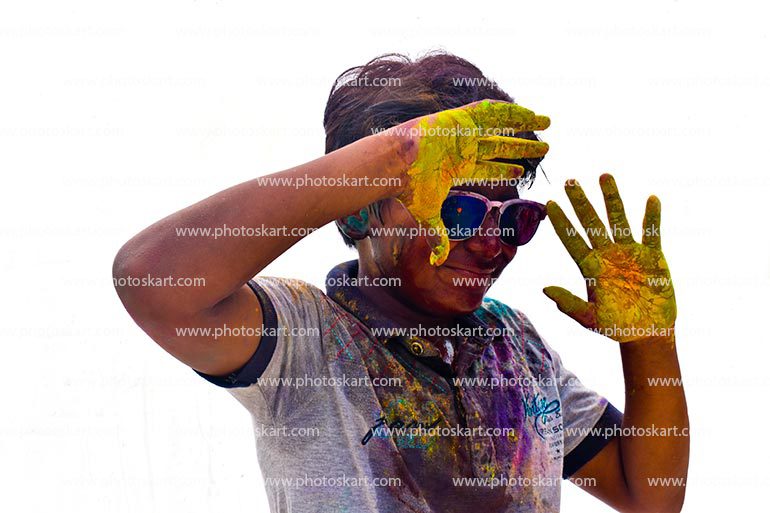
[[441, 190, 547, 246]]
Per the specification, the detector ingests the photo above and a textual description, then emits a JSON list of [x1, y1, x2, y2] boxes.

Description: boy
[[114, 52, 688, 512]]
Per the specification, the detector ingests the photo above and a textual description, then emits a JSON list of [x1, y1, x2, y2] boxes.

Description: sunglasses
[[440, 190, 546, 246]]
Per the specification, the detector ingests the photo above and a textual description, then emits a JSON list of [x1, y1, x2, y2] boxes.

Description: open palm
[[544, 174, 676, 343]]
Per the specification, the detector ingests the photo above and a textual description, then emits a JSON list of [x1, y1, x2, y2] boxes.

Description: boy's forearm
[[618, 334, 690, 510], [113, 131, 410, 317]]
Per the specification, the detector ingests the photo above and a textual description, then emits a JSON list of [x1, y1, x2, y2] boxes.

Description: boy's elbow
[[112, 241, 157, 316]]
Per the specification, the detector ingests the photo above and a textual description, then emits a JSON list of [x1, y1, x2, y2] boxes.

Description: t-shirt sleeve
[[194, 276, 328, 420], [545, 343, 623, 478], [193, 279, 281, 389]]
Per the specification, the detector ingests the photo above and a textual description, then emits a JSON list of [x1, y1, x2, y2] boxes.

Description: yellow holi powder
[[544, 175, 677, 343], [396, 100, 550, 266]]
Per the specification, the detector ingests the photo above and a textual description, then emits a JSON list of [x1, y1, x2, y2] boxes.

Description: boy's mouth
[[441, 264, 497, 280]]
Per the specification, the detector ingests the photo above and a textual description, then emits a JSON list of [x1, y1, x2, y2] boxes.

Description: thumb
[[543, 286, 595, 329], [426, 219, 450, 266], [397, 196, 449, 266]]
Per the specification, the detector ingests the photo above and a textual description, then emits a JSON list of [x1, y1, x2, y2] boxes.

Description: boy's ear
[[335, 207, 371, 240]]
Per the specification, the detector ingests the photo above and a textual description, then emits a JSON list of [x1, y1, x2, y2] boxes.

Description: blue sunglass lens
[[440, 195, 487, 240]]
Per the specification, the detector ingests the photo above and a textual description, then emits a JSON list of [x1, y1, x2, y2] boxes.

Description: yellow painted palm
[[544, 174, 676, 343], [395, 100, 550, 265]]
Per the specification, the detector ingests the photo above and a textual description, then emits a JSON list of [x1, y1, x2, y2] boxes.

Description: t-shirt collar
[[325, 260, 494, 358]]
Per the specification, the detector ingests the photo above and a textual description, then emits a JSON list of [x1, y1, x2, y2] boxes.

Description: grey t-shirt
[[197, 265, 621, 513]]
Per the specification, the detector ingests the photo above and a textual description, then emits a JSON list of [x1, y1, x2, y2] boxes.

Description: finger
[[470, 101, 551, 132], [564, 180, 612, 248], [642, 195, 662, 249], [543, 286, 596, 329], [599, 173, 634, 244], [476, 136, 549, 161], [454, 161, 526, 187], [546, 200, 591, 263]]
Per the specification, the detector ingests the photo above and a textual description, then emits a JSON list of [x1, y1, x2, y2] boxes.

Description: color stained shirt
[[197, 260, 622, 513]]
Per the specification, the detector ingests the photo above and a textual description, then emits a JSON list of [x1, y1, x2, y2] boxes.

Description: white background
[[1, 1, 768, 511]]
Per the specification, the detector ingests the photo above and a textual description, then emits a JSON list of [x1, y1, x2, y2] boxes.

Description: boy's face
[[359, 184, 520, 317]]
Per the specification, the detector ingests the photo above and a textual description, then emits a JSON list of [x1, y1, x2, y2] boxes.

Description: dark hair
[[323, 51, 542, 247]]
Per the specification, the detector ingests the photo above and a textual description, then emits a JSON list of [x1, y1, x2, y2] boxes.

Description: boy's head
[[323, 52, 544, 317]]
